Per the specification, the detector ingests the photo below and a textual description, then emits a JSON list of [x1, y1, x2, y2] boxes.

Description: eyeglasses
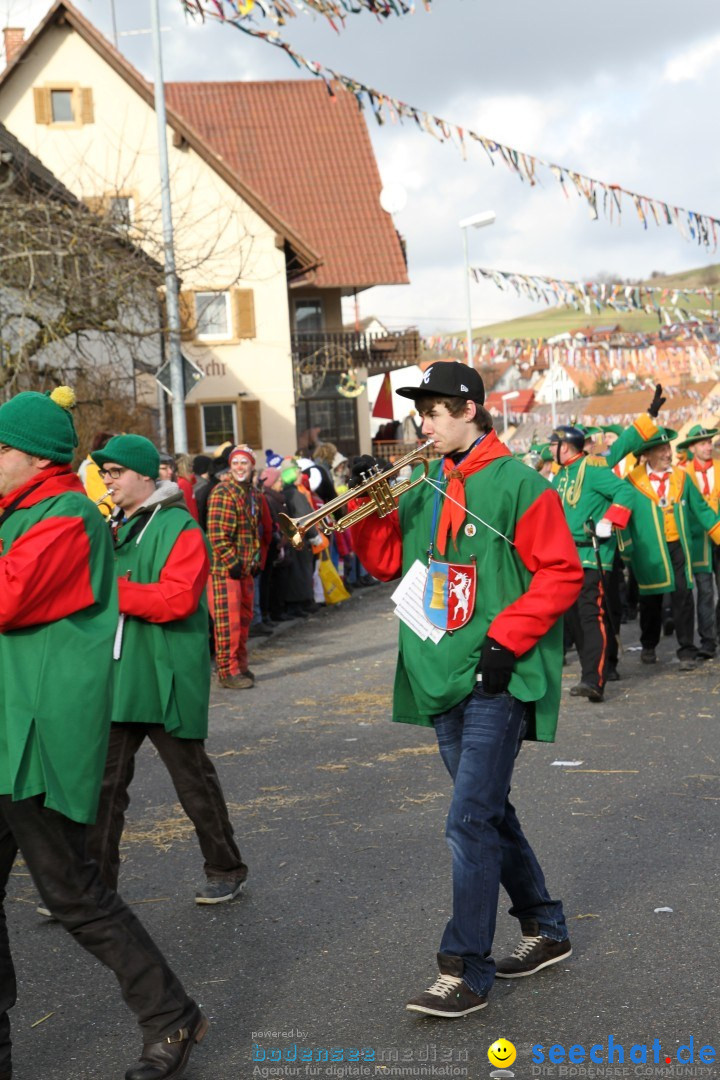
[[98, 466, 127, 481]]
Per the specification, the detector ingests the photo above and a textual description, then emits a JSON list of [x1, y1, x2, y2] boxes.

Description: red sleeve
[[488, 488, 583, 656], [259, 495, 272, 569], [348, 499, 403, 581], [0, 515, 95, 631], [178, 478, 199, 523], [604, 503, 632, 528], [118, 529, 209, 622]]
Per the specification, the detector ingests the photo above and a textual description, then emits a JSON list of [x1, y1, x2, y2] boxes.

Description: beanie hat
[[265, 449, 283, 469], [0, 386, 79, 463], [91, 434, 160, 480], [193, 454, 212, 475], [229, 445, 256, 467]]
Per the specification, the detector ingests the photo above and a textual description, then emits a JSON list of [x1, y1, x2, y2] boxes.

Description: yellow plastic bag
[[318, 550, 351, 605]]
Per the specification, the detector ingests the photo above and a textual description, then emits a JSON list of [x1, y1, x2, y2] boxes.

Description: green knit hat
[[92, 434, 160, 480], [0, 386, 79, 463]]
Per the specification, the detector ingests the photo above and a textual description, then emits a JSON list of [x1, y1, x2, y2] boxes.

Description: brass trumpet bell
[[278, 439, 435, 550]]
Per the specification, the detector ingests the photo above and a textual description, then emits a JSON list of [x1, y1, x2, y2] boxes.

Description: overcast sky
[[4, 0, 720, 335]]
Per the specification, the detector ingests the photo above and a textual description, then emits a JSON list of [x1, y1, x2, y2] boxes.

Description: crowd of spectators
[[80, 432, 379, 690]]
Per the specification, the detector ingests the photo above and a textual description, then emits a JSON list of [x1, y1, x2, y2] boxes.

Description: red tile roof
[[486, 389, 535, 414], [165, 80, 409, 291]]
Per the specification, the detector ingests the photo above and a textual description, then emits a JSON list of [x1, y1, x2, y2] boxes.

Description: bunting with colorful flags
[[470, 267, 720, 323], [180, 0, 429, 32], [178, 5, 720, 250]]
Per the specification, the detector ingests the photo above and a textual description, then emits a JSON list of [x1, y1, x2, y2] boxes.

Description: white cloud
[[663, 34, 720, 83]]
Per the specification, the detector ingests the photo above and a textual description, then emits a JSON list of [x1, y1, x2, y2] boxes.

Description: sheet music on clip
[[391, 559, 445, 644]]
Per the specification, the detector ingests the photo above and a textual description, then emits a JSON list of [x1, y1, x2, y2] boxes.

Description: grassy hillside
[[477, 263, 720, 340]]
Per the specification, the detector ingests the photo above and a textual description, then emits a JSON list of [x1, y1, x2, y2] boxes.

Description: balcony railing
[[291, 328, 421, 378]]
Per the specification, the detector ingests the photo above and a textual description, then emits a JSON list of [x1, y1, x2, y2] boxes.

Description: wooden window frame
[[200, 400, 238, 451], [195, 290, 233, 343], [182, 287, 256, 344], [34, 84, 94, 129]]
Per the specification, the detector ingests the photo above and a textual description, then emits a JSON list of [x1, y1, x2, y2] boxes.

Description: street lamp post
[[459, 210, 496, 367], [501, 390, 520, 437]]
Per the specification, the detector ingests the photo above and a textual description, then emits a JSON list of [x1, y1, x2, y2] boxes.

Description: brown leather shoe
[[219, 673, 254, 689], [125, 1010, 208, 1080]]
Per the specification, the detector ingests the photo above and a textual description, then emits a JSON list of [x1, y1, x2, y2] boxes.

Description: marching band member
[[350, 362, 582, 1018]]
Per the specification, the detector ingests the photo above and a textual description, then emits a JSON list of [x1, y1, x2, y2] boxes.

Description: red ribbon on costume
[[649, 471, 670, 500], [694, 459, 713, 496], [436, 430, 511, 555]]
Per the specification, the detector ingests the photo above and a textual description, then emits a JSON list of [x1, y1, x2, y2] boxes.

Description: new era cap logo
[[460, 383, 468, 392]]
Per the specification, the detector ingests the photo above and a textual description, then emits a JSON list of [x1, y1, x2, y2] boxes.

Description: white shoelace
[[424, 972, 463, 998], [510, 935, 544, 959]]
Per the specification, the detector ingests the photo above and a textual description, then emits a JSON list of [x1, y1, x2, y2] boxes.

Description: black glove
[[647, 383, 666, 418], [479, 636, 515, 695], [348, 455, 379, 489], [228, 562, 245, 580]]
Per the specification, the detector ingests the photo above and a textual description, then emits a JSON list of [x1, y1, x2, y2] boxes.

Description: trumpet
[[278, 439, 435, 550]]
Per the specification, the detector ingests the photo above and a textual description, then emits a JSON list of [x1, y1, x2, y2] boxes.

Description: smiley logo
[[488, 1039, 516, 1069]]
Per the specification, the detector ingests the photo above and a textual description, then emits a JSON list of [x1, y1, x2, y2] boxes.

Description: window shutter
[[185, 404, 201, 453], [80, 88, 94, 125], [83, 196, 106, 215], [239, 400, 262, 449], [33, 87, 51, 124], [178, 291, 196, 341], [231, 288, 256, 339]]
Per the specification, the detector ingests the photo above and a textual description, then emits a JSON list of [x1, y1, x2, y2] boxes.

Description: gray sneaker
[[195, 874, 247, 905], [406, 953, 488, 1017], [495, 924, 572, 978]]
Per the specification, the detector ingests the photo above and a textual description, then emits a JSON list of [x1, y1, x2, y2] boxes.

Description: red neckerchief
[[437, 430, 511, 555], [0, 465, 80, 512], [694, 458, 713, 496], [649, 471, 670, 500]]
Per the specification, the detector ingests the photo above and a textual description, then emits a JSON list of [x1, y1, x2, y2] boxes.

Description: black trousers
[[87, 723, 246, 893], [0, 794, 197, 1071], [565, 567, 613, 691], [639, 540, 697, 658]]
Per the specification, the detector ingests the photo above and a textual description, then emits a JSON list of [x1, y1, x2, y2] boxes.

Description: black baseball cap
[[396, 361, 485, 404]]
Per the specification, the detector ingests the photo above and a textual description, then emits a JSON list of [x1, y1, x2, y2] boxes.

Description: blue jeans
[[433, 686, 568, 996]]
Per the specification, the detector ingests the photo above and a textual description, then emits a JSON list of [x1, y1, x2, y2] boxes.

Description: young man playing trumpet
[[350, 362, 583, 1017]]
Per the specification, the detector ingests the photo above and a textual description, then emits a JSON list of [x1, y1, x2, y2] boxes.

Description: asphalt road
[[6, 583, 720, 1080]]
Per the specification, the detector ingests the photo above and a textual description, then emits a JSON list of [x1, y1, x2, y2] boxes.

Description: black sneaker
[[495, 924, 572, 979], [569, 682, 603, 702], [406, 953, 487, 1018], [641, 648, 657, 664]]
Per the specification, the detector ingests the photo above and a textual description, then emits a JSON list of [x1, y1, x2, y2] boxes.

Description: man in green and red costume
[[350, 362, 583, 1018], [0, 390, 205, 1080], [677, 424, 720, 659], [88, 434, 248, 906], [620, 427, 720, 669]]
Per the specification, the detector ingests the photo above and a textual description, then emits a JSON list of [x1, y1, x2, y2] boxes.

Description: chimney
[[3, 28, 24, 67]]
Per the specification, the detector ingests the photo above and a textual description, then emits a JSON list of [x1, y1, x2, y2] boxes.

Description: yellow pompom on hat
[[0, 385, 79, 462]]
